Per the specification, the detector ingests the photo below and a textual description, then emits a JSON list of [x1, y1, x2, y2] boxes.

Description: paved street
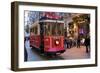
[[60, 46, 90, 59], [25, 45, 90, 61]]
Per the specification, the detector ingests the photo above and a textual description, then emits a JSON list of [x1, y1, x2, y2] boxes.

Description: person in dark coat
[[65, 37, 70, 49], [77, 37, 80, 48], [24, 46, 28, 61], [84, 36, 90, 53], [66, 38, 70, 49], [64, 38, 67, 48]]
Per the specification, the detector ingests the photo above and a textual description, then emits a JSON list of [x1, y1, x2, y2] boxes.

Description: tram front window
[[44, 22, 64, 36], [52, 23, 63, 36]]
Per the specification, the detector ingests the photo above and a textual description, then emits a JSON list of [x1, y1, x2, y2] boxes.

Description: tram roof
[[30, 19, 64, 28], [39, 19, 64, 23]]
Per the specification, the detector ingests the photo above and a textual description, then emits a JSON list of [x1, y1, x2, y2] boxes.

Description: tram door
[[39, 22, 44, 53]]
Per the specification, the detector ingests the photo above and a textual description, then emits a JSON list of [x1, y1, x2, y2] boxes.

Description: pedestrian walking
[[66, 37, 70, 49], [64, 38, 67, 49], [77, 36, 80, 48], [24, 25, 30, 61], [84, 36, 90, 53]]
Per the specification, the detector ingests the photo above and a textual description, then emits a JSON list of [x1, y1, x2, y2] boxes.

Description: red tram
[[30, 12, 65, 56]]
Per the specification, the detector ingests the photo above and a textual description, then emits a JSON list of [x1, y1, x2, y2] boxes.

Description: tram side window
[[31, 26, 38, 35], [58, 23, 64, 36], [32, 28, 34, 33], [30, 28, 32, 32], [31, 28, 34, 32], [52, 23, 57, 35], [57, 23, 61, 35], [34, 26, 38, 35], [44, 23, 51, 36], [30, 28, 34, 35]]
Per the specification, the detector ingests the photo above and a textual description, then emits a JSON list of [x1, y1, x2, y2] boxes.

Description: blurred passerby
[[84, 36, 90, 53], [77, 36, 80, 48], [24, 46, 28, 61], [66, 37, 71, 49], [64, 38, 67, 49], [24, 25, 30, 61], [69, 39, 72, 48], [81, 38, 85, 45]]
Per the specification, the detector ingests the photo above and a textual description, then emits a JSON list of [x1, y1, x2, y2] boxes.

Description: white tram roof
[[39, 19, 64, 23], [30, 19, 64, 28]]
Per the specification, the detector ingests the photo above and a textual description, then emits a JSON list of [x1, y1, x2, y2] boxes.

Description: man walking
[[84, 36, 90, 53]]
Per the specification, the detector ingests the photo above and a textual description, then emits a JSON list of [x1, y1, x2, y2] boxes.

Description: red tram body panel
[[44, 36, 64, 52], [30, 35, 41, 48]]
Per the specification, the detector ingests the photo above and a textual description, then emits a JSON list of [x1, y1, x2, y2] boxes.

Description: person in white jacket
[[24, 25, 30, 61]]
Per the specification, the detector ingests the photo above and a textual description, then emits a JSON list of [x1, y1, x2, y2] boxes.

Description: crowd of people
[[64, 36, 90, 53]]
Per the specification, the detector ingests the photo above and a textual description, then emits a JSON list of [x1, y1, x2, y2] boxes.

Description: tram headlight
[[55, 40, 59, 45]]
